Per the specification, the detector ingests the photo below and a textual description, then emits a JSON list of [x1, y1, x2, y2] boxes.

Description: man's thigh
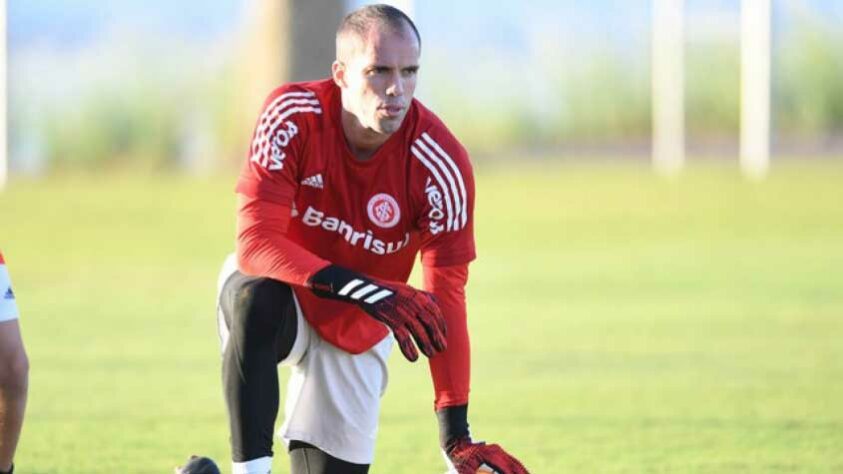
[[214, 254, 394, 465], [217, 272, 301, 364], [280, 331, 393, 465]]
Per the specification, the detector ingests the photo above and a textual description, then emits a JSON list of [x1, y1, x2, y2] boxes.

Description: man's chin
[[375, 117, 404, 135]]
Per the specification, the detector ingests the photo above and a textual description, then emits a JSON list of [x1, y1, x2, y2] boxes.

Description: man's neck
[[340, 108, 391, 161]]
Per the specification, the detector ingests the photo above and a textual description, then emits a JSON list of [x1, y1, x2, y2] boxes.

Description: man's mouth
[[381, 105, 404, 117]]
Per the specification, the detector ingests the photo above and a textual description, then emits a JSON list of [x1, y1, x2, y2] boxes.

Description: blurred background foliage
[[5, 0, 843, 174], [777, 23, 843, 137]]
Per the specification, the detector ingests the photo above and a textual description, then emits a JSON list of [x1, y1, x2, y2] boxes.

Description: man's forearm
[[424, 264, 471, 410], [236, 195, 329, 286]]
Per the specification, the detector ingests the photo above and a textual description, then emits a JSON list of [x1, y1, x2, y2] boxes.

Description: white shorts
[[0, 264, 19, 323], [216, 254, 393, 465]]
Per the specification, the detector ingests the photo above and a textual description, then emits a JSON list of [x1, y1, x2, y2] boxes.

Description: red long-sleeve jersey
[[235, 79, 476, 408]]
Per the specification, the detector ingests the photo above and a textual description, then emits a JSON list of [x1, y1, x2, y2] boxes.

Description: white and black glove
[[308, 264, 447, 361]]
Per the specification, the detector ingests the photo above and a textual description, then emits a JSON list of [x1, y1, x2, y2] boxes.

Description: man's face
[[335, 26, 420, 135]]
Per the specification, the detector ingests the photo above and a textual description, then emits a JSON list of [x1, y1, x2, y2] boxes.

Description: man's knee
[[221, 273, 299, 362], [0, 348, 29, 394], [226, 275, 295, 332], [229, 276, 292, 321]]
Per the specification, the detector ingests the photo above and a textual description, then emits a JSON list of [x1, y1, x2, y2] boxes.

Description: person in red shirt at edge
[[212, 5, 529, 474]]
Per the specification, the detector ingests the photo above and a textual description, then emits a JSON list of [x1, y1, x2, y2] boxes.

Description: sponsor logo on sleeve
[[424, 178, 446, 235], [252, 120, 299, 171], [410, 132, 469, 233], [250, 91, 321, 171]]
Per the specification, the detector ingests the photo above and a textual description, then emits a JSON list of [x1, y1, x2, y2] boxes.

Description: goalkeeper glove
[[438, 405, 530, 474], [444, 438, 529, 474], [308, 264, 447, 361]]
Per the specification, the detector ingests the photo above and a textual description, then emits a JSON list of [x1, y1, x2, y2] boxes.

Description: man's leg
[[278, 330, 393, 473], [219, 272, 298, 474], [288, 441, 369, 474], [0, 320, 28, 473]]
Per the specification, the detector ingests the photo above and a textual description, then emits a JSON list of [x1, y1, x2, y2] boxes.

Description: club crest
[[367, 193, 401, 229]]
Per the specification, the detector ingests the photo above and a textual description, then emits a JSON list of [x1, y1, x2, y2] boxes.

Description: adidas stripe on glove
[[308, 264, 447, 361]]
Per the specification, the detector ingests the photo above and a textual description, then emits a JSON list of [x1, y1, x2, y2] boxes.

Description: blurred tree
[[289, 0, 345, 82], [776, 25, 843, 138], [227, 0, 343, 167]]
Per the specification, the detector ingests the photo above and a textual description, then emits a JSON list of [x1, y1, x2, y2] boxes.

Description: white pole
[[740, 0, 771, 179], [651, 0, 685, 176], [0, 0, 7, 190]]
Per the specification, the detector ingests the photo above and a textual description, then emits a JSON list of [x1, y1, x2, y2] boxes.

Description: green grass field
[[2, 162, 843, 473]]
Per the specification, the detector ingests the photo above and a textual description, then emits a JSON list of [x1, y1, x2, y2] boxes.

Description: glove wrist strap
[[308, 265, 394, 306], [437, 404, 470, 449], [308, 264, 360, 295]]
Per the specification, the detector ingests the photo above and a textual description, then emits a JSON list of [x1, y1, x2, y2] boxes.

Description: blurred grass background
[[4, 1, 843, 472], [2, 163, 843, 472]]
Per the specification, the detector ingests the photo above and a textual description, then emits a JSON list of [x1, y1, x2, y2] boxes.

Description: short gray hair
[[336, 4, 421, 58]]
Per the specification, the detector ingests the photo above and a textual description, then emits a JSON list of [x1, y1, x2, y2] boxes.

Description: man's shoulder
[[267, 78, 335, 100], [247, 79, 335, 174], [411, 99, 459, 142], [258, 78, 335, 127], [406, 100, 475, 230], [408, 100, 472, 174]]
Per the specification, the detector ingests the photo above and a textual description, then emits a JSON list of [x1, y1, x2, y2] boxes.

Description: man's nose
[[386, 72, 404, 96]]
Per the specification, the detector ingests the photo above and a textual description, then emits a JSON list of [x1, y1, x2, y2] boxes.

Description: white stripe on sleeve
[[415, 138, 462, 230], [422, 133, 469, 228], [250, 91, 322, 164], [411, 145, 455, 232]]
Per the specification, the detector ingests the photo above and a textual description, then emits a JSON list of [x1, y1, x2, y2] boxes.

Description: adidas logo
[[3, 287, 13, 300], [301, 173, 324, 189]]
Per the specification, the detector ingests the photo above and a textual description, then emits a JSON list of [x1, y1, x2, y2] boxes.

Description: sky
[[7, 0, 243, 49], [7, 0, 843, 115], [9, 0, 843, 54]]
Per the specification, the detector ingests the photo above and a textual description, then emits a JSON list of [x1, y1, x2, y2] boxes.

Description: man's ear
[[332, 60, 347, 88]]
